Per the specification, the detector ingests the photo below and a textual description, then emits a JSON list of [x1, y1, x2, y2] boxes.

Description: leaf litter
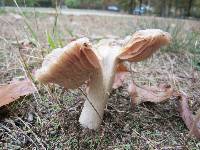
[[0, 79, 36, 107]]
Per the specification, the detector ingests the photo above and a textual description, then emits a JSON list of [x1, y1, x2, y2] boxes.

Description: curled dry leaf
[[112, 72, 128, 89], [0, 79, 36, 107], [177, 94, 200, 139], [190, 109, 200, 139], [177, 94, 194, 130], [112, 63, 129, 89], [128, 82, 173, 107]]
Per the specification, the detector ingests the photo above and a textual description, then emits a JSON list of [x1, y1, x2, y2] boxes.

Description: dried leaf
[[128, 82, 173, 107], [112, 72, 129, 89], [190, 109, 200, 139], [112, 63, 129, 89], [0, 79, 36, 107], [177, 94, 194, 130], [177, 94, 200, 139]]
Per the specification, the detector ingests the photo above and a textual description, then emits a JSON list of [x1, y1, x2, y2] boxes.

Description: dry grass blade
[[0, 79, 36, 107], [128, 82, 174, 107]]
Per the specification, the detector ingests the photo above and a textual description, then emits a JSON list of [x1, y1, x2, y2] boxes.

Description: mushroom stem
[[79, 72, 107, 129], [79, 50, 119, 129]]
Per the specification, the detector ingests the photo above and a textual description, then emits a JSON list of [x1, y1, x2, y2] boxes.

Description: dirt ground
[[0, 11, 200, 149]]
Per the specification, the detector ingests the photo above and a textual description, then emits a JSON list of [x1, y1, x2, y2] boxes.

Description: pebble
[[27, 112, 34, 122]]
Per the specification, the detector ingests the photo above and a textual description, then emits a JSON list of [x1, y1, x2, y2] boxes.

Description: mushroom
[[35, 29, 171, 129]]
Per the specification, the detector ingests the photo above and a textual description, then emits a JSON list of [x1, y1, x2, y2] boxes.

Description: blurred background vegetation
[[0, 0, 200, 18]]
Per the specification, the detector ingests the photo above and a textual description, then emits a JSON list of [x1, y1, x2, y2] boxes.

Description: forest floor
[[0, 9, 200, 149]]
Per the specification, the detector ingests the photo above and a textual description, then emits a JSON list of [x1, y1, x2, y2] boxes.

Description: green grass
[[0, 8, 6, 15]]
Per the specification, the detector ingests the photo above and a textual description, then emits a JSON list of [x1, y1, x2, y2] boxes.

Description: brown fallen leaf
[[0, 79, 36, 107], [112, 72, 129, 89], [127, 82, 200, 139], [177, 94, 200, 139], [177, 94, 194, 130], [128, 82, 173, 107], [190, 109, 200, 139], [112, 63, 129, 89]]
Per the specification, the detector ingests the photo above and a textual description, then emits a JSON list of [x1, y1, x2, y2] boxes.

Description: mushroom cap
[[35, 29, 171, 89], [118, 29, 171, 62], [35, 38, 100, 89]]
